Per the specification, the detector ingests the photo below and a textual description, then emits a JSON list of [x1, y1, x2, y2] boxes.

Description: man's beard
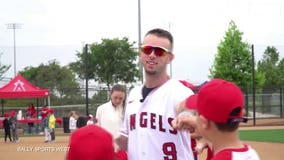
[[145, 69, 157, 75]]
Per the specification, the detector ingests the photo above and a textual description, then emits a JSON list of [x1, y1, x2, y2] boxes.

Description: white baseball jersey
[[119, 79, 194, 160], [212, 145, 260, 160]]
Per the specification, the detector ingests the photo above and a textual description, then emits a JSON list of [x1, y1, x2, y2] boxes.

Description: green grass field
[[1, 129, 284, 143], [239, 129, 284, 143]]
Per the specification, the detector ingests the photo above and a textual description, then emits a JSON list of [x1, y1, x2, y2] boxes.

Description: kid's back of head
[[66, 125, 114, 160], [186, 78, 247, 132], [185, 78, 260, 160]]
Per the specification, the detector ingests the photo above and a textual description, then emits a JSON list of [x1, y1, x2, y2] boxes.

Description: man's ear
[[167, 53, 174, 64]]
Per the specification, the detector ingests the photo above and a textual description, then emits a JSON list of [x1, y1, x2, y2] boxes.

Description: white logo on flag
[[13, 80, 26, 92]]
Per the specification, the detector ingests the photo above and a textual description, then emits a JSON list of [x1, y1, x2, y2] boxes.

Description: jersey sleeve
[[173, 80, 194, 107], [118, 86, 141, 137], [119, 112, 129, 137]]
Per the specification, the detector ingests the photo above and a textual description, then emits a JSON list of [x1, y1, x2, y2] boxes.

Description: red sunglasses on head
[[140, 45, 171, 57]]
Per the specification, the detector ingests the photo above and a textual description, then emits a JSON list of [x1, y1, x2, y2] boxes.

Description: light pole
[[168, 22, 173, 78], [6, 23, 22, 77], [138, 0, 143, 83], [0, 52, 3, 60], [85, 44, 89, 116]]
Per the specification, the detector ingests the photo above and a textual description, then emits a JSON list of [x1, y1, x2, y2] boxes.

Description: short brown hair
[[214, 107, 242, 132], [145, 28, 173, 51]]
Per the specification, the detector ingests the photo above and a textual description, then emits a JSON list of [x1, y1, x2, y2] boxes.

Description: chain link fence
[[1, 86, 284, 127]]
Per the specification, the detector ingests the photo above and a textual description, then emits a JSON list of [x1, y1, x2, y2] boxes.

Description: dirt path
[[246, 141, 284, 160], [0, 136, 69, 160]]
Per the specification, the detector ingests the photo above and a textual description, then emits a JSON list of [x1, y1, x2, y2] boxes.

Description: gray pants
[[44, 128, 55, 142], [11, 129, 18, 142]]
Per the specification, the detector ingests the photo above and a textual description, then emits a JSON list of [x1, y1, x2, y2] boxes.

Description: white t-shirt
[[96, 101, 124, 139], [87, 120, 94, 125], [119, 79, 194, 160], [69, 117, 77, 130]]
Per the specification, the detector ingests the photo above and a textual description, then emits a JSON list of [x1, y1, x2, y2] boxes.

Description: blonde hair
[[69, 111, 79, 119]]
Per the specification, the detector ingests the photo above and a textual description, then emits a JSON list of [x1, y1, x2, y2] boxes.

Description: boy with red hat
[[172, 79, 260, 160], [66, 124, 115, 160]]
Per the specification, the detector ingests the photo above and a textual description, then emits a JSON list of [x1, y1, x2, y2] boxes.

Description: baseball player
[[115, 28, 195, 160]]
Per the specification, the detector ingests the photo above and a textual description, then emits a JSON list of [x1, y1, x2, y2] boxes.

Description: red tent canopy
[[0, 74, 49, 98]]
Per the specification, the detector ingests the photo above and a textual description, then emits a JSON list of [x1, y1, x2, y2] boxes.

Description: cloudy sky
[[0, 0, 283, 84]]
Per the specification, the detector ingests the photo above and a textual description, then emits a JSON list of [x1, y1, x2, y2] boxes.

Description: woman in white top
[[69, 111, 78, 133], [96, 84, 126, 139]]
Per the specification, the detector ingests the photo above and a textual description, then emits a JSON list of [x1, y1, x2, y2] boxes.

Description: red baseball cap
[[196, 78, 247, 123], [185, 94, 198, 110], [48, 108, 54, 114], [179, 80, 198, 91], [67, 125, 115, 160]]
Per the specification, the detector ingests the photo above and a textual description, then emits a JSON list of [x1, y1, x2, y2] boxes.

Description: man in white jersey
[[115, 28, 195, 160], [172, 79, 260, 160]]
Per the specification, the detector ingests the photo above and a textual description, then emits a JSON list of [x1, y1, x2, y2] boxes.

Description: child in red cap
[[66, 124, 115, 160], [172, 79, 260, 160]]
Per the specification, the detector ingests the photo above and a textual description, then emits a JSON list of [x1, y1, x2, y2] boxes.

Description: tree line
[[0, 20, 283, 106]]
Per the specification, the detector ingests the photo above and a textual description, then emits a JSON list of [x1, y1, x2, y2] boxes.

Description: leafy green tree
[[92, 89, 108, 103], [209, 21, 264, 89], [256, 46, 283, 113], [70, 37, 141, 90], [279, 58, 284, 85], [257, 46, 281, 86], [0, 61, 11, 80], [20, 60, 81, 99]]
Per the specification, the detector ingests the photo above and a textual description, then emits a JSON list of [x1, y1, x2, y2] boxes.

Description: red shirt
[[41, 106, 48, 119]]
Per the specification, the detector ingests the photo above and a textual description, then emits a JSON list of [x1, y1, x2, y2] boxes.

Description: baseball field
[[1, 124, 284, 160]]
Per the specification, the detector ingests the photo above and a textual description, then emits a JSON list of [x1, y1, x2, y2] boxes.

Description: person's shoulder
[[245, 145, 260, 159], [213, 145, 260, 160], [212, 149, 232, 160], [168, 79, 189, 88], [127, 85, 143, 98], [166, 79, 194, 93], [97, 101, 112, 109], [129, 85, 143, 93]]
